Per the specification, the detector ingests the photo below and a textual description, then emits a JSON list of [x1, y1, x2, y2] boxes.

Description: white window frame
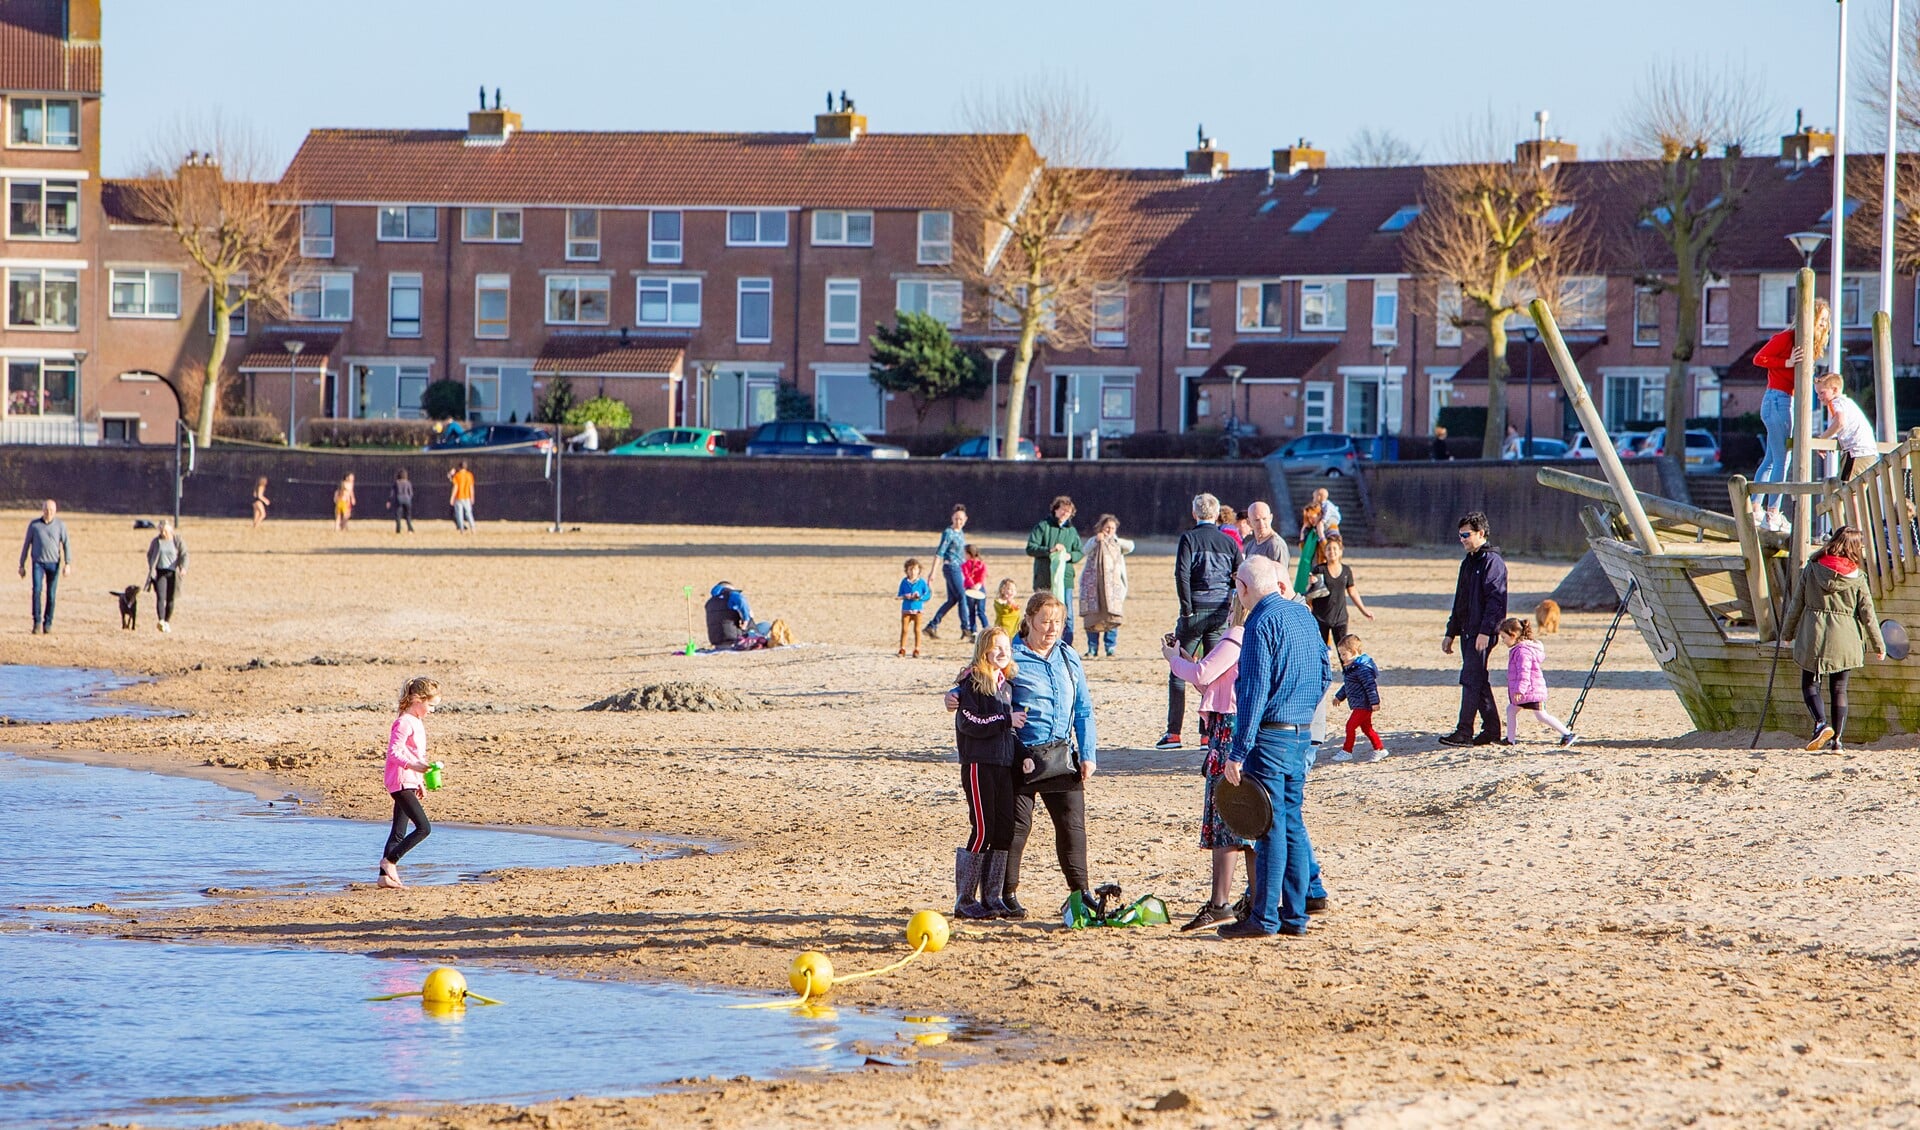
[[726, 209, 789, 247], [1050, 370, 1139, 437], [1761, 271, 1872, 329], [1557, 276, 1608, 331], [208, 279, 248, 337], [1092, 282, 1128, 347], [377, 205, 438, 242], [7, 177, 79, 240], [109, 269, 182, 319], [348, 360, 434, 420], [1302, 380, 1334, 433], [6, 267, 78, 329], [1371, 278, 1399, 346], [636, 276, 702, 328], [8, 96, 79, 149], [812, 210, 874, 247], [1187, 281, 1211, 348], [566, 208, 600, 261], [474, 273, 510, 339], [388, 272, 423, 338], [6, 357, 77, 417], [545, 273, 611, 326], [290, 271, 353, 322], [1300, 279, 1347, 331], [300, 204, 334, 258], [1634, 285, 1659, 347], [1702, 277, 1730, 347], [462, 206, 523, 243], [1436, 282, 1463, 347], [918, 211, 953, 265], [649, 210, 683, 263], [896, 279, 962, 330], [825, 277, 861, 344], [1237, 280, 1286, 332], [1427, 367, 1458, 431], [736, 277, 774, 343]]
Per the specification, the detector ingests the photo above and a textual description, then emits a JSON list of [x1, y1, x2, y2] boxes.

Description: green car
[[608, 427, 727, 457]]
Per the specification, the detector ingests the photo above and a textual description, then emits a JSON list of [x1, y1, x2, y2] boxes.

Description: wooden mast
[[1791, 267, 1817, 577], [1529, 298, 1662, 553]]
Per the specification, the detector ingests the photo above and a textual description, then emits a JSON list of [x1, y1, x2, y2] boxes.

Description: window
[[1378, 205, 1422, 233], [300, 205, 334, 257], [813, 210, 874, 246], [1759, 272, 1872, 329], [726, 210, 788, 246], [897, 279, 962, 329], [1372, 278, 1399, 346], [637, 276, 701, 327], [290, 271, 352, 321], [567, 209, 600, 261], [1634, 286, 1659, 347], [1604, 372, 1664, 432], [1092, 283, 1127, 347], [1541, 203, 1577, 225], [1300, 279, 1347, 330], [545, 274, 610, 325], [1052, 373, 1137, 437], [737, 277, 773, 342], [9, 97, 78, 147], [1436, 282, 1463, 347], [1557, 276, 1607, 330], [1236, 281, 1285, 331], [7, 358, 75, 416], [7, 268, 77, 328], [464, 362, 531, 424], [475, 274, 509, 338], [349, 362, 432, 419], [1187, 282, 1211, 348], [1702, 279, 1730, 347], [918, 211, 953, 264], [208, 280, 248, 336], [8, 178, 78, 239], [109, 269, 181, 318], [388, 272, 422, 337], [462, 207, 522, 242], [649, 210, 682, 262], [1290, 208, 1334, 233], [377, 205, 438, 241], [825, 278, 861, 343]]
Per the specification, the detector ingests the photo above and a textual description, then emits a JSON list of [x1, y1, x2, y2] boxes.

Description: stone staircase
[[1283, 471, 1369, 542], [1687, 472, 1737, 514]]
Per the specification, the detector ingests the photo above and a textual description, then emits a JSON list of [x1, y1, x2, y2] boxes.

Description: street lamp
[[983, 346, 1006, 458], [1223, 364, 1247, 459], [282, 339, 305, 447], [1788, 230, 1828, 271], [1521, 324, 1537, 455]]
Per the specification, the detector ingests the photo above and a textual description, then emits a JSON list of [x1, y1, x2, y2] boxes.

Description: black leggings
[[383, 788, 431, 864], [151, 569, 177, 622], [1007, 784, 1087, 896], [393, 502, 414, 532], [961, 761, 1018, 853], [1800, 668, 1852, 737]]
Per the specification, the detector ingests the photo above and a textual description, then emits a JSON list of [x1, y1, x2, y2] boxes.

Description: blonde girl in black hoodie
[[950, 627, 1026, 919]]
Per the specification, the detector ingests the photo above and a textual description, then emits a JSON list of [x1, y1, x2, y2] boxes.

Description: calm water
[[0, 664, 172, 722]]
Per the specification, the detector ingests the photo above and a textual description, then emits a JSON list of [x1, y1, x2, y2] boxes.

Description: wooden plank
[[1729, 475, 1775, 640]]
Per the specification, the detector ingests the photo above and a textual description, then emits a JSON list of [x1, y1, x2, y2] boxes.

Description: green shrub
[[305, 418, 439, 448], [564, 395, 632, 428], [213, 416, 284, 445], [536, 378, 575, 424], [421, 379, 466, 421]]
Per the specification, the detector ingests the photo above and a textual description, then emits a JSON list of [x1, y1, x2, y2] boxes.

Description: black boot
[[981, 850, 1012, 917], [954, 848, 991, 919], [1000, 885, 1030, 920]]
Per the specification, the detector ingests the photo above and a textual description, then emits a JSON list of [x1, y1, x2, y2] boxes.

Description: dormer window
[[1290, 208, 1334, 234]]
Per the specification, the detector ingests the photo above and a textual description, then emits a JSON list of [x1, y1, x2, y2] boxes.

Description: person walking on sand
[[961, 544, 989, 639], [1307, 534, 1375, 648], [448, 461, 476, 531], [379, 677, 441, 889], [1078, 514, 1134, 658], [1439, 511, 1507, 747], [334, 474, 356, 532], [1242, 501, 1290, 578], [1160, 493, 1242, 750], [18, 499, 69, 635], [144, 518, 186, 634], [1025, 496, 1083, 648], [1498, 617, 1574, 747], [251, 477, 270, 528], [1161, 596, 1254, 932], [1782, 525, 1885, 752], [388, 468, 415, 533], [926, 505, 969, 642]]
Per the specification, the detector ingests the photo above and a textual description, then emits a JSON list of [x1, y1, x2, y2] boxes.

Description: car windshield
[[828, 423, 867, 444]]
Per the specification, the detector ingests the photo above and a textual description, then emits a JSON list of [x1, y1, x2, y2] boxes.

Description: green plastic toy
[[423, 761, 445, 790], [1061, 884, 1171, 929]]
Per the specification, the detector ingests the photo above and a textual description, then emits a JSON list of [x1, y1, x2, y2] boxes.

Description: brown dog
[[112, 585, 139, 630], [1534, 598, 1561, 635]]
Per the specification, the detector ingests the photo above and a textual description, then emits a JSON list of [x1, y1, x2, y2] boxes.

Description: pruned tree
[[127, 117, 297, 447], [957, 80, 1116, 457], [868, 310, 986, 428], [1341, 127, 1424, 168], [1850, 12, 1920, 272], [1616, 60, 1771, 497], [1403, 121, 1591, 458]]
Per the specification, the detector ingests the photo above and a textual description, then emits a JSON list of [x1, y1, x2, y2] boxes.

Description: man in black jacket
[[1439, 511, 1508, 745], [1158, 492, 1244, 749]]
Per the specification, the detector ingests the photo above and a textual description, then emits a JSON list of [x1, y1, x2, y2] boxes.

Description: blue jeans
[[1063, 584, 1076, 647], [1243, 728, 1314, 933], [928, 562, 965, 630], [30, 560, 59, 629], [1085, 628, 1117, 656], [1757, 387, 1792, 512], [962, 595, 986, 634]]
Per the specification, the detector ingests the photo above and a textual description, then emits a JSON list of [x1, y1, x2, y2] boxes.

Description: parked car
[[1642, 428, 1723, 472], [1612, 430, 1653, 458], [1265, 432, 1364, 478], [743, 420, 910, 458], [425, 423, 553, 454], [1506, 437, 1571, 460], [940, 436, 1041, 460], [608, 427, 727, 457]]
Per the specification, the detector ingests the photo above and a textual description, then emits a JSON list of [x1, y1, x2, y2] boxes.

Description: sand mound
[[583, 682, 756, 713]]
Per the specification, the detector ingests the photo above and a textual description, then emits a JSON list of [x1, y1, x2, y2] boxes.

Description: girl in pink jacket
[[379, 676, 440, 888], [1500, 617, 1575, 747], [1161, 600, 1253, 932]]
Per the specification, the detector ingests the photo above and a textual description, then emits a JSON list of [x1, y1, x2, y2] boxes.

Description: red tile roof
[[237, 330, 343, 371], [1197, 340, 1339, 381], [1450, 337, 1600, 382], [281, 129, 1034, 210], [0, 0, 99, 94], [534, 333, 686, 375]]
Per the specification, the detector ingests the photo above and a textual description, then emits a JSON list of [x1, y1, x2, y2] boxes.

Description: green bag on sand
[[1061, 884, 1171, 929]]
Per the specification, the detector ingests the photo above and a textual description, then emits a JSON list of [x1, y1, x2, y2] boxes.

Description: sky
[[102, 0, 1868, 177]]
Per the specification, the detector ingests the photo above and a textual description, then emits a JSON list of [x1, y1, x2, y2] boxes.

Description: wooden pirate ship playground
[[1530, 272, 1920, 741]]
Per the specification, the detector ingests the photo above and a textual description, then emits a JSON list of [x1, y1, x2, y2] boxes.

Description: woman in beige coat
[[1782, 525, 1885, 751], [1077, 514, 1133, 658]]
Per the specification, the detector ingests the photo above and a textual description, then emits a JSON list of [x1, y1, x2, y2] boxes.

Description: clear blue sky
[[103, 0, 1864, 177]]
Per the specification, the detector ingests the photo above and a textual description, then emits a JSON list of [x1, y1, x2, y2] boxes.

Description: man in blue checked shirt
[[1221, 557, 1331, 938]]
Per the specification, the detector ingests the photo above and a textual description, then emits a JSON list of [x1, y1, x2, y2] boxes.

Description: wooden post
[[1528, 298, 1661, 554], [1729, 474, 1774, 640], [1792, 267, 1817, 578], [1874, 309, 1897, 444]]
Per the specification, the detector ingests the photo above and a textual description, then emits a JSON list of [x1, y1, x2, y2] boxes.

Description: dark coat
[[1445, 546, 1508, 642], [1783, 558, 1885, 675], [954, 676, 1017, 766], [1174, 522, 1243, 615]]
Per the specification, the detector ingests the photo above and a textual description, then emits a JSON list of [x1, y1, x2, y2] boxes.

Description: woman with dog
[[144, 518, 186, 633]]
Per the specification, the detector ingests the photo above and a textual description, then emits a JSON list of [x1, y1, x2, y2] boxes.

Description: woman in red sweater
[[1751, 297, 1829, 533]]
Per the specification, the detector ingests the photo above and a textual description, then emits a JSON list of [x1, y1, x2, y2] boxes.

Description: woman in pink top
[[379, 676, 440, 888], [1161, 598, 1252, 931]]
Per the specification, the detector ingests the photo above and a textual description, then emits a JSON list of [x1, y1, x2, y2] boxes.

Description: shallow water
[[0, 664, 172, 722]]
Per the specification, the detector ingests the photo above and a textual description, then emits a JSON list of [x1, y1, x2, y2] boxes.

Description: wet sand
[[8, 509, 1920, 1129]]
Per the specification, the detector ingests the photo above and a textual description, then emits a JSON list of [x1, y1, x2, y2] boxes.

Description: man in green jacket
[[1026, 495, 1083, 647]]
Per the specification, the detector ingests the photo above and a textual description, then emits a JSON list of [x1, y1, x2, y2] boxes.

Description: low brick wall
[[1363, 458, 1668, 557]]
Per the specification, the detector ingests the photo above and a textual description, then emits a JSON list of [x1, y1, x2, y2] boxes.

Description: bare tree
[[126, 118, 297, 446], [1340, 127, 1424, 167], [1853, 10, 1920, 271], [957, 81, 1116, 456], [1616, 59, 1771, 498], [1403, 126, 1590, 458]]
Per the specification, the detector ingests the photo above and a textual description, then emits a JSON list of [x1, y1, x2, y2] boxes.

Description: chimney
[[177, 152, 224, 218], [1184, 133, 1229, 181], [1781, 119, 1834, 165], [814, 90, 866, 144], [1513, 109, 1577, 167], [466, 88, 522, 147], [67, 0, 102, 40], [1272, 139, 1325, 177]]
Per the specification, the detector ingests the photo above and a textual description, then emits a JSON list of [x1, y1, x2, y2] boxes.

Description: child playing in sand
[[1500, 616, 1575, 747], [991, 577, 1022, 635], [379, 676, 440, 888], [898, 558, 931, 658], [251, 477, 270, 528], [1331, 634, 1386, 763], [334, 473, 356, 532], [961, 544, 988, 642]]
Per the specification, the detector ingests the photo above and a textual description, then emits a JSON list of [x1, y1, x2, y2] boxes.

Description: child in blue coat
[[898, 558, 932, 657], [1332, 634, 1385, 763]]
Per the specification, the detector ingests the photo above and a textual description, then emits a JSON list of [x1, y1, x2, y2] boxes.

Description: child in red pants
[[1332, 634, 1385, 763]]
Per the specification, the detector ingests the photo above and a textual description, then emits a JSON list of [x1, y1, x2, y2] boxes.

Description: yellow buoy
[[421, 966, 468, 1005], [906, 910, 950, 954], [789, 951, 834, 996]]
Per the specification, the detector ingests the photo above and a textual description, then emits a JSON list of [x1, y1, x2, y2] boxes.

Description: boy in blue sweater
[[1332, 634, 1385, 763], [898, 558, 932, 657]]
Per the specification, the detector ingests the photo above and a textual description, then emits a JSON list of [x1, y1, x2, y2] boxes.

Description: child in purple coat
[[1500, 616, 1575, 747]]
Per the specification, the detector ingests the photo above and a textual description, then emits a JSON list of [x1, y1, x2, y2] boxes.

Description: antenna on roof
[[826, 90, 834, 112], [1197, 123, 1205, 148], [478, 85, 486, 110], [494, 88, 504, 110]]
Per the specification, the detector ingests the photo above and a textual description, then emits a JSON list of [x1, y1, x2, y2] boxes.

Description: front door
[[1343, 374, 1380, 435], [1304, 381, 1334, 433]]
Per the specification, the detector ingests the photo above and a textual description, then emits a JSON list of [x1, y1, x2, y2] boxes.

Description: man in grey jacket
[[18, 499, 70, 634], [1159, 492, 1243, 749]]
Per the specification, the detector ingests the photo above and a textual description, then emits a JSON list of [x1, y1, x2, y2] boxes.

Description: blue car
[[743, 420, 909, 458], [940, 436, 1040, 460]]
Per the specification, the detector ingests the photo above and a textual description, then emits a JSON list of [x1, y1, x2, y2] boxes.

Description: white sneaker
[[159, 620, 170, 633], [1362, 746, 1388, 763], [1763, 512, 1790, 534], [1331, 749, 1354, 763]]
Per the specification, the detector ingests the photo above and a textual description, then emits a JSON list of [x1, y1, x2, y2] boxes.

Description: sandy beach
[[9, 509, 1920, 1129]]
